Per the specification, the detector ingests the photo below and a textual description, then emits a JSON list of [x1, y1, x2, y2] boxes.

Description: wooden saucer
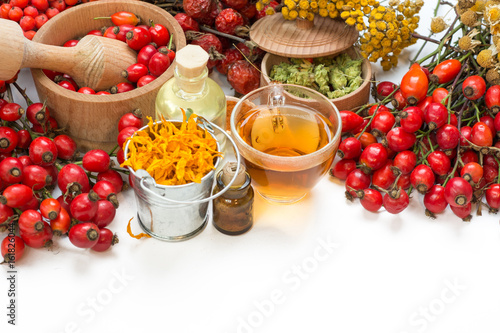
[[249, 14, 359, 58]]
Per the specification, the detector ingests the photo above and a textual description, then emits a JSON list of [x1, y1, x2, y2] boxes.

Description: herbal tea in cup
[[230, 84, 341, 204]]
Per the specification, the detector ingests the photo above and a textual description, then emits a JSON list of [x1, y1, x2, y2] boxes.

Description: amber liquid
[[236, 105, 335, 202]]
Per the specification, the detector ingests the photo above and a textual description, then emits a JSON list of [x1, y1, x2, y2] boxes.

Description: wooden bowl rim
[[260, 49, 372, 104], [31, 0, 186, 102]]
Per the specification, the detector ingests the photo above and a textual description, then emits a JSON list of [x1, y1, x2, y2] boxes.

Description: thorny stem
[[12, 82, 33, 105]]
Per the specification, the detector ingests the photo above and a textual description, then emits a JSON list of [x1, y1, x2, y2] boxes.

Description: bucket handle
[[138, 120, 241, 205]]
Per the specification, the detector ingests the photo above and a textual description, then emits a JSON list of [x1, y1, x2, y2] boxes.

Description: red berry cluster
[[0, 0, 75, 40], [0, 76, 130, 264], [175, 0, 270, 95], [331, 59, 500, 221], [42, 11, 174, 94]]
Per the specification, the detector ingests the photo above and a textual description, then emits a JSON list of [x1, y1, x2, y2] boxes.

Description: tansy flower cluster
[[359, 0, 423, 70], [268, 0, 424, 70]]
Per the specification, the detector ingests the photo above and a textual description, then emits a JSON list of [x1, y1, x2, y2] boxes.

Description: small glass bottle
[[213, 162, 254, 235], [155, 44, 227, 150]]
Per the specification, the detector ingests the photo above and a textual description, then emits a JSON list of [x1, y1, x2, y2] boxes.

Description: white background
[[2, 2, 500, 333]]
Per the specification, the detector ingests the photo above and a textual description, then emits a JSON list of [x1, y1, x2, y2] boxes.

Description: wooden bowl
[[31, 0, 186, 152], [260, 48, 372, 111]]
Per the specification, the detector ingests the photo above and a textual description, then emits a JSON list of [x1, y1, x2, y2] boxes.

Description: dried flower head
[[430, 16, 448, 33], [486, 68, 500, 84], [461, 9, 480, 27], [477, 49, 496, 68]]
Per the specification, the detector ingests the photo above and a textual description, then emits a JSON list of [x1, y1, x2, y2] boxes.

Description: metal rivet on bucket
[[124, 118, 241, 242]]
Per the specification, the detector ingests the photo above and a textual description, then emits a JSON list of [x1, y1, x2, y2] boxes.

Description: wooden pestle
[[0, 18, 137, 91]]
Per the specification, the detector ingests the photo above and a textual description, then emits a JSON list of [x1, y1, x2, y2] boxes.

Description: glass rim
[[229, 83, 342, 162]]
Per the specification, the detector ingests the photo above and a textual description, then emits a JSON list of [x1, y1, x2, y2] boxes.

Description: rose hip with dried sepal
[[40, 198, 61, 220], [485, 184, 500, 211], [122, 63, 149, 83], [57, 163, 90, 196], [20, 222, 53, 248], [91, 228, 118, 252], [393, 150, 417, 175], [358, 188, 383, 212], [345, 169, 371, 199], [22, 165, 51, 190], [93, 180, 119, 204], [118, 109, 143, 132], [26, 102, 50, 126], [0, 127, 18, 153], [29, 136, 58, 166], [18, 209, 44, 234], [359, 143, 388, 173], [0, 157, 23, 184], [383, 188, 409, 214], [1, 235, 25, 263], [444, 177, 473, 207], [376, 81, 397, 101], [149, 23, 170, 47], [423, 185, 448, 216], [68, 222, 100, 248], [0, 184, 33, 208], [70, 191, 100, 222], [337, 137, 362, 160], [410, 164, 435, 194], [50, 207, 70, 236], [126, 26, 151, 51], [372, 160, 397, 190], [110, 82, 135, 94]]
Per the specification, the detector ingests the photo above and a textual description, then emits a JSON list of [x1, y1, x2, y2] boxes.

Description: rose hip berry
[[227, 60, 260, 95], [29, 136, 58, 166], [68, 222, 100, 248], [91, 228, 118, 252]]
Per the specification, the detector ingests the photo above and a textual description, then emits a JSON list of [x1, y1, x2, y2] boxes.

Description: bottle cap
[[221, 162, 246, 188], [175, 44, 209, 78]]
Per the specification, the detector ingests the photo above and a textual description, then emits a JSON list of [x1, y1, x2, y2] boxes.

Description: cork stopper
[[175, 44, 209, 78], [221, 162, 246, 187]]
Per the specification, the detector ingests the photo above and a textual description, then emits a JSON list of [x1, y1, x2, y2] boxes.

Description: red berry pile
[[331, 59, 500, 221], [174, 0, 271, 95], [0, 0, 76, 40], [0, 76, 132, 264], [42, 11, 175, 94]]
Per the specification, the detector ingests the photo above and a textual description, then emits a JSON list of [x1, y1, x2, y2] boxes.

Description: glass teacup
[[230, 84, 342, 204]]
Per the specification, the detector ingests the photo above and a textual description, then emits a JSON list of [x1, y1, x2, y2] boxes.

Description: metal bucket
[[124, 119, 241, 241]]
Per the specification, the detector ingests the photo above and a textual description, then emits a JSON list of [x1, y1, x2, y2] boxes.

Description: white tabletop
[[2, 3, 500, 333]]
